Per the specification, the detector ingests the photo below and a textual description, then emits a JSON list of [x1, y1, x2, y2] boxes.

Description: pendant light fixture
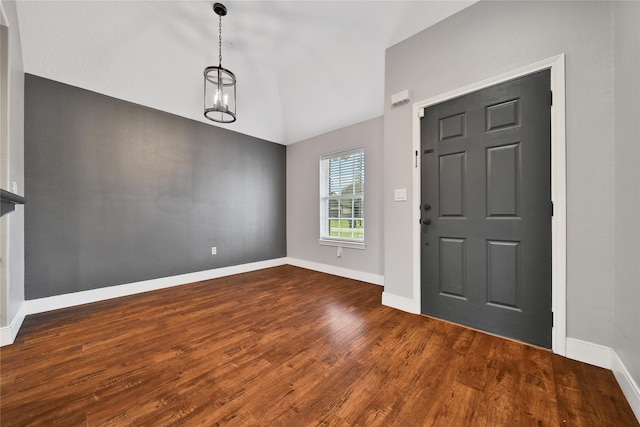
[[204, 2, 236, 123]]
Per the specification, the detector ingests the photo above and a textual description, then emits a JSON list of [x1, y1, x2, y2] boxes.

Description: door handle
[[419, 218, 431, 225]]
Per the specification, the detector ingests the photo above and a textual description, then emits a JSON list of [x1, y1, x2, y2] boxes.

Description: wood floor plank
[[518, 344, 561, 426], [454, 331, 497, 392], [423, 382, 482, 426], [481, 339, 524, 424], [1, 265, 637, 426], [552, 354, 639, 426]]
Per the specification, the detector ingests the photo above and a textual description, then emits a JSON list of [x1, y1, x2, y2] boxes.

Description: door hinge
[[550, 201, 554, 217], [551, 312, 554, 327], [550, 90, 553, 106]]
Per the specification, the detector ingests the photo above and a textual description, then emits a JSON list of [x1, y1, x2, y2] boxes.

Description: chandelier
[[204, 3, 237, 123]]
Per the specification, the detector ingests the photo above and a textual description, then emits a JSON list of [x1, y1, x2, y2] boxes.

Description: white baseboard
[[565, 337, 613, 369], [0, 303, 26, 346], [566, 337, 639, 422], [611, 349, 640, 422], [381, 291, 420, 314], [286, 257, 384, 286], [24, 258, 288, 316]]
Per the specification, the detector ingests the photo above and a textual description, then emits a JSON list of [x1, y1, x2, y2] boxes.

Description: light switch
[[394, 188, 407, 201]]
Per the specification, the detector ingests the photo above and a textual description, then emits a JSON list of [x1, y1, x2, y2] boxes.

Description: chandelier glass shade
[[204, 3, 236, 123]]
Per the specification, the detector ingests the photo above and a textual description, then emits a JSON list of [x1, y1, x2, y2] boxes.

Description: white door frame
[[411, 54, 567, 355]]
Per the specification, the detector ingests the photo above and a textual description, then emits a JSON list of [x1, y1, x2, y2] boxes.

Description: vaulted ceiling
[[15, 1, 475, 144]]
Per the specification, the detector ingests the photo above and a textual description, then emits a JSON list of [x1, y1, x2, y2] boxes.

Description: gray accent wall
[[287, 117, 383, 277], [384, 1, 618, 348], [24, 75, 286, 300], [613, 0, 640, 403]]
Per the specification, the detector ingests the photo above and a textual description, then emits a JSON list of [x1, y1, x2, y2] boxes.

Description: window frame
[[318, 147, 366, 250]]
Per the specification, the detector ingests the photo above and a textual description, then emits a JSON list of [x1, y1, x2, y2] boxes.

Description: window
[[319, 148, 365, 248]]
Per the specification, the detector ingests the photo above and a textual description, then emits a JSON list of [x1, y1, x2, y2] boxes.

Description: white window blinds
[[319, 148, 365, 243]]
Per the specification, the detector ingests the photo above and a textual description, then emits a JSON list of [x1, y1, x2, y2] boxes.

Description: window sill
[[318, 239, 366, 250]]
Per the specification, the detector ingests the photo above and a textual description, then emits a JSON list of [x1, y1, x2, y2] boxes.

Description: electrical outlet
[[211, 247, 217, 255]]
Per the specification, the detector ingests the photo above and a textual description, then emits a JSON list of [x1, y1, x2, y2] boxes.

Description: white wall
[[613, 0, 640, 400], [287, 117, 383, 280], [0, 0, 25, 332], [384, 1, 615, 346]]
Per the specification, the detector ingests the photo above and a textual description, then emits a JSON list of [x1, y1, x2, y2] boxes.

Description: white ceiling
[[15, 0, 475, 145]]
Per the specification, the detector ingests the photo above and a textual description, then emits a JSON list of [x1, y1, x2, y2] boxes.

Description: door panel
[[440, 113, 466, 140], [420, 70, 552, 348], [439, 237, 466, 298], [439, 152, 466, 217], [486, 240, 520, 310], [486, 143, 520, 217]]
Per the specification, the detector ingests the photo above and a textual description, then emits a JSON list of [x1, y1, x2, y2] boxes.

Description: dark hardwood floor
[[1, 265, 637, 426]]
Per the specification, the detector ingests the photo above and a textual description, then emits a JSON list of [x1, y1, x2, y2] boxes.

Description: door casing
[[411, 55, 567, 355]]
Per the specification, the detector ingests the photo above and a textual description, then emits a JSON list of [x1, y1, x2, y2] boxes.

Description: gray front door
[[420, 70, 552, 348]]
